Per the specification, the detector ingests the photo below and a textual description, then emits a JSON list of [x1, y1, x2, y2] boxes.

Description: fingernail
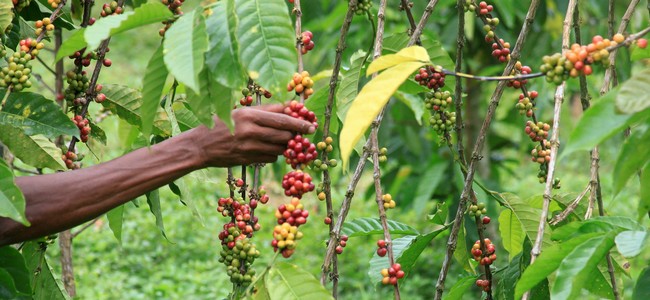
[[308, 126, 315, 133]]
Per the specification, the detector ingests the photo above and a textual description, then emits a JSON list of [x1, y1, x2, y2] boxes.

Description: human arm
[[0, 105, 315, 246]]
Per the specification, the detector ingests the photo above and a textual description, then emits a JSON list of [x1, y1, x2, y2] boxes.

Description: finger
[[252, 110, 315, 134], [239, 141, 286, 156], [245, 125, 294, 146], [248, 104, 285, 113], [247, 154, 279, 165]]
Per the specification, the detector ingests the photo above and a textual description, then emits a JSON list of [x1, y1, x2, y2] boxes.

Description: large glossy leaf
[[443, 275, 478, 300], [106, 205, 124, 243], [140, 43, 169, 138], [146, 189, 168, 239], [172, 101, 201, 131], [552, 216, 644, 241], [0, 125, 65, 170], [564, 88, 650, 156], [514, 233, 599, 299], [551, 232, 617, 300], [616, 67, 650, 114], [411, 161, 447, 213], [262, 262, 333, 300], [235, 0, 296, 98], [55, 28, 86, 61], [640, 163, 650, 219], [368, 226, 448, 283], [453, 223, 474, 274], [0, 160, 28, 225], [613, 126, 650, 195], [22, 242, 69, 300], [336, 50, 367, 123], [0, 247, 30, 297], [340, 49, 429, 168], [504, 193, 552, 247], [633, 267, 650, 300], [100, 84, 170, 136], [615, 230, 648, 258], [84, 2, 172, 49], [0, 92, 78, 139], [305, 87, 339, 134], [499, 209, 525, 261], [186, 68, 233, 130], [341, 217, 419, 238], [395, 92, 425, 125], [0, 0, 12, 34], [163, 8, 208, 94], [205, 0, 246, 89]]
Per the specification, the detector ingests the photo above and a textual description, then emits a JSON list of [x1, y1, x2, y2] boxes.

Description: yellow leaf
[[340, 61, 425, 169], [366, 46, 430, 75]]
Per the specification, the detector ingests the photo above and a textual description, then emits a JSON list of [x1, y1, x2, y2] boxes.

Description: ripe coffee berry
[[283, 100, 318, 128], [476, 279, 491, 292], [471, 238, 497, 265], [376, 239, 388, 257], [275, 197, 309, 226], [271, 222, 303, 258], [478, 1, 493, 15], [507, 62, 531, 88], [101, 1, 123, 17], [638, 38, 648, 49], [300, 31, 315, 54], [281, 171, 315, 198], [72, 115, 91, 143], [284, 135, 318, 169], [286, 71, 315, 99], [381, 263, 405, 285], [524, 121, 550, 142], [335, 235, 349, 255], [414, 65, 446, 90], [491, 39, 511, 63]]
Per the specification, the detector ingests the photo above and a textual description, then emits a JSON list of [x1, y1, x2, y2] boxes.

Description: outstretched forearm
[[0, 130, 203, 246]]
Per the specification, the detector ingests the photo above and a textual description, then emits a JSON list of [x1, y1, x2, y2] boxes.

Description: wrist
[[171, 128, 210, 170]]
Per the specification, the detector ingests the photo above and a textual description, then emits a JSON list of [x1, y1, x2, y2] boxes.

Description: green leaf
[[633, 267, 650, 300], [235, 0, 296, 97], [443, 275, 478, 300], [616, 67, 650, 114], [0, 247, 31, 296], [186, 68, 233, 130], [0, 160, 29, 225], [264, 262, 333, 300], [0, 268, 19, 299], [305, 87, 339, 134], [106, 205, 124, 243], [564, 88, 650, 156], [395, 92, 425, 125], [205, 0, 246, 89], [504, 194, 552, 247], [551, 232, 617, 300], [615, 230, 648, 258], [453, 223, 474, 274], [552, 216, 644, 241], [613, 126, 650, 195], [100, 84, 171, 136], [340, 48, 429, 168], [514, 233, 599, 299], [336, 50, 367, 124], [146, 189, 168, 239], [499, 209, 526, 261], [0, 92, 78, 139], [340, 217, 419, 238], [84, 2, 172, 49], [368, 226, 449, 283], [88, 120, 107, 145], [0, 125, 65, 170], [141, 43, 169, 138], [640, 163, 650, 218], [0, 0, 12, 34], [22, 242, 69, 300], [173, 177, 203, 224], [172, 101, 201, 131], [163, 7, 208, 94], [55, 28, 86, 62], [412, 161, 447, 214]]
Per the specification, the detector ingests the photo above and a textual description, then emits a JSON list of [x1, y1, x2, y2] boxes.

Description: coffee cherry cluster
[[355, 0, 372, 15], [0, 44, 6, 58], [530, 140, 551, 165], [12, 0, 30, 12], [471, 238, 496, 266], [47, 0, 61, 8], [284, 135, 318, 169], [335, 235, 348, 254], [424, 90, 452, 112], [376, 239, 388, 257], [314, 137, 337, 171], [64, 70, 90, 108], [378, 147, 388, 163], [238, 86, 272, 107], [506, 63, 531, 89], [283, 100, 318, 128], [414, 65, 446, 90], [300, 31, 315, 55], [72, 115, 91, 143], [275, 197, 309, 226], [271, 222, 303, 258], [382, 194, 396, 209], [34, 18, 55, 36], [477, 1, 493, 15], [429, 110, 456, 135], [468, 202, 487, 217], [219, 237, 259, 284], [286, 71, 315, 99], [490, 39, 510, 62], [476, 278, 491, 292], [0, 51, 33, 91], [380, 263, 405, 286], [217, 197, 260, 235], [159, 0, 185, 36], [281, 171, 315, 198], [61, 151, 84, 170], [101, 1, 123, 17], [18, 38, 44, 57], [524, 120, 550, 142], [515, 90, 538, 117]]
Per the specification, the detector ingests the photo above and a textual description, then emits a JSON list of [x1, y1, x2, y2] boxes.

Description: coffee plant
[[1, 0, 649, 299]]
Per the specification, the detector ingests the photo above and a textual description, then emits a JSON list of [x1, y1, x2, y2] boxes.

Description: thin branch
[[408, 0, 440, 46], [36, 55, 56, 75], [435, 1, 542, 299], [32, 73, 56, 95], [601, 0, 641, 95], [70, 216, 102, 239], [442, 69, 544, 81], [399, 0, 419, 45], [292, 0, 305, 104], [549, 184, 590, 226], [319, 1, 356, 296]]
